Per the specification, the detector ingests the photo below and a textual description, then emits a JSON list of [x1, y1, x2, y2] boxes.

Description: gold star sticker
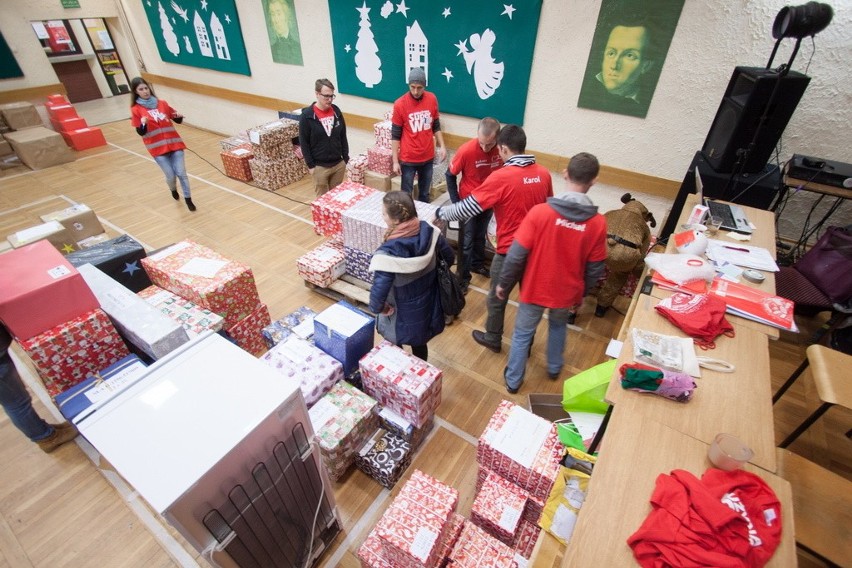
[[61, 243, 76, 253]]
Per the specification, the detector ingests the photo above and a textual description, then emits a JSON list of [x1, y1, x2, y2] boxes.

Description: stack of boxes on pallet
[[44, 94, 108, 151], [0, 100, 74, 170]]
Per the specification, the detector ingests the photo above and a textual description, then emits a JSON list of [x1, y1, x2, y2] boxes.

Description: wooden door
[[52, 59, 101, 103]]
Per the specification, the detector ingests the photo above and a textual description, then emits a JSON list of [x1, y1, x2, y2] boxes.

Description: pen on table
[[723, 246, 750, 253]]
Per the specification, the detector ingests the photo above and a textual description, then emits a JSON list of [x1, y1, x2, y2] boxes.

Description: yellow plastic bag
[[538, 447, 596, 545]]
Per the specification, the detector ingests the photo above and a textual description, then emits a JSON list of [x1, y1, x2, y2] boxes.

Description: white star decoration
[[396, 0, 409, 18], [442, 68, 453, 82], [454, 39, 468, 56], [200, 0, 208, 10], [146, 0, 151, 6], [442, 7, 451, 18], [356, 1, 370, 18], [224, 14, 231, 24], [345, 44, 351, 52], [501, 4, 516, 19]]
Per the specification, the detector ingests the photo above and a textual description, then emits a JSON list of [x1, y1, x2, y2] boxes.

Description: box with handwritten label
[[54, 355, 148, 423], [220, 143, 254, 181], [313, 301, 375, 375], [470, 469, 529, 545]]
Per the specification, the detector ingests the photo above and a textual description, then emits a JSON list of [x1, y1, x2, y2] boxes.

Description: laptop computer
[[694, 167, 753, 234]]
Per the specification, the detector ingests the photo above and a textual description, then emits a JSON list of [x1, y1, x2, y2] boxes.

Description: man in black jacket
[[298, 78, 350, 196]]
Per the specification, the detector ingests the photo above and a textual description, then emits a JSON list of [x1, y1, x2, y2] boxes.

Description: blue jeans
[[1, 351, 52, 441], [400, 162, 433, 203], [154, 150, 191, 198], [504, 303, 573, 391], [458, 209, 493, 285]]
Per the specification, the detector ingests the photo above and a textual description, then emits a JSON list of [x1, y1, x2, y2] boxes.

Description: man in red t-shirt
[[391, 67, 446, 203], [446, 117, 502, 292], [496, 153, 607, 393], [435, 125, 552, 353], [299, 78, 349, 197]]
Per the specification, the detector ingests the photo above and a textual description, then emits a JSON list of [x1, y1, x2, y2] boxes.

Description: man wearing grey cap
[[391, 67, 446, 203]]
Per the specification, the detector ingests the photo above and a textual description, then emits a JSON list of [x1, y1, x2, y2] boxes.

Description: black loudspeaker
[[701, 66, 810, 173]]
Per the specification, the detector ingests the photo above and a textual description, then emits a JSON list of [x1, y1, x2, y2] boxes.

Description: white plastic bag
[[645, 252, 715, 285]]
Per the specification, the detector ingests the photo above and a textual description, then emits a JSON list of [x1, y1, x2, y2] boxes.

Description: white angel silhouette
[[459, 29, 504, 100], [170, 0, 189, 23]]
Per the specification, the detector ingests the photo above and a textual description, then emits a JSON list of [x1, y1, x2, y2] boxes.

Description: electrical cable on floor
[[184, 147, 313, 207]]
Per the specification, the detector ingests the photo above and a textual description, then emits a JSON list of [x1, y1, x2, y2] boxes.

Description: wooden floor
[[1, 121, 849, 567]]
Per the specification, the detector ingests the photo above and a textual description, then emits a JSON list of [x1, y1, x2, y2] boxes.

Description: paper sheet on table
[[706, 240, 779, 272]]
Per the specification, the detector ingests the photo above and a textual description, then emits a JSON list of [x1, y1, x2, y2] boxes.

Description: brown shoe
[[37, 423, 79, 453]]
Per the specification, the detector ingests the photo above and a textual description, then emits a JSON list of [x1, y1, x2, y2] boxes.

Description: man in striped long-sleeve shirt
[[434, 125, 552, 353]]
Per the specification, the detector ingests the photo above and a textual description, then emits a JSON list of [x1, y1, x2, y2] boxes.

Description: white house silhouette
[[405, 20, 427, 83], [210, 12, 230, 59], [194, 11, 212, 57]]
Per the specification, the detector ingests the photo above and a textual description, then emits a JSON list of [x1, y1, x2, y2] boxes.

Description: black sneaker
[[566, 312, 576, 325], [472, 266, 491, 277], [472, 330, 501, 353], [595, 305, 608, 318]]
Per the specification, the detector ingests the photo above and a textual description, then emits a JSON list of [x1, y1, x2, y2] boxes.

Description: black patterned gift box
[[355, 428, 412, 489]]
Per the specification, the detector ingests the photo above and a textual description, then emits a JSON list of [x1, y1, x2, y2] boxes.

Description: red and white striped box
[[446, 520, 516, 568], [137, 285, 225, 337], [346, 153, 368, 184], [225, 302, 270, 356], [471, 469, 529, 545], [360, 341, 442, 428], [140, 240, 261, 328], [375, 470, 458, 568], [19, 308, 130, 397], [476, 401, 563, 503], [296, 240, 346, 288], [373, 120, 392, 148], [262, 336, 343, 407], [220, 144, 254, 181], [367, 145, 394, 176], [311, 181, 377, 237]]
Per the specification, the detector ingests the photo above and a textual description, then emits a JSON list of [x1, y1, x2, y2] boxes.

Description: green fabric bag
[[562, 359, 616, 415]]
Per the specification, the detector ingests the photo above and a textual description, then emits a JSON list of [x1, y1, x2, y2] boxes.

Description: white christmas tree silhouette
[[158, 1, 180, 55], [355, 1, 382, 88]]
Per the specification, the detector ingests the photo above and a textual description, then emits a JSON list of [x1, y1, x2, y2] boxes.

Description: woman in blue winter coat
[[369, 191, 455, 362]]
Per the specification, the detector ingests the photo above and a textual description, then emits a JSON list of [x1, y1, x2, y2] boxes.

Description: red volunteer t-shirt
[[312, 104, 335, 136], [513, 202, 607, 308], [470, 163, 553, 254], [392, 91, 439, 163], [449, 138, 502, 199]]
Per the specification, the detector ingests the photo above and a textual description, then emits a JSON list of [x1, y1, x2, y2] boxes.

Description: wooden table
[[607, 293, 777, 472], [562, 412, 796, 567]]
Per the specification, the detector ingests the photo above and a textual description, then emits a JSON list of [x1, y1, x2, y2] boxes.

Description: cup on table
[[708, 433, 754, 470], [706, 216, 723, 235]]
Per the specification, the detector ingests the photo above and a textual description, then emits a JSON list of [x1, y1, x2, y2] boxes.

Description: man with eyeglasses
[[391, 67, 446, 203], [299, 78, 350, 196], [445, 117, 502, 294]]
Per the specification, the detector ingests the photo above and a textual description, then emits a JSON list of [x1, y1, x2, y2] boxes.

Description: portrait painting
[[577, 0, 685, 118], [263, 0, 304, 65]]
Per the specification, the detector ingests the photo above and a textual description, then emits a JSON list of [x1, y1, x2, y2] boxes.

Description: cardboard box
[[77, 263, 190, 360], [66, 234, 152, 292], [0, 139, 12, 156], [19, 308, 130, 397], [4, 126, 74, 169], [61, 127, 107, 151], [313, 301, 375, 375], [40, 203, 104, 242], [261, 336, 343, 407], [0, 240, 100, 340], [261, 306, 316, 348], [137, 285, 224, 336], [0, 102, 43, 130], [7, 220, 78, 253], [363, 170, 394, 192], [225, 302, 271, 357], [53, 355, 148, 423], [310, 181, 377, 237], [50, 116, 87, 133], [355, 428, 412, 489]]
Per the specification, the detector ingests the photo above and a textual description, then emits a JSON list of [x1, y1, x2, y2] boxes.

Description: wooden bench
[[775, 448, 852, 566]]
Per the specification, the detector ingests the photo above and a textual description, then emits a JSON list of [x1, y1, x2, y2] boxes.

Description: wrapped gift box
[[471, 469, 529, 545], [248, 119, 299, 160], [219, 133, 250, 151], [7, 220, 78, 254], [40, 203, 104, 242], [432, 157, 449, 189], [0, 102, 43, 129], [297, 241, 346, 288], [313, 301, 375, 375], [309, 381, 378, 481], [262, 336, 342, 406], [19, 308, 130, 397], [261, 306, 316, 348], [346, 153, 368, 184], [140, 240, 261, 328], [77, 234, 111, 248], [53, 354, 148, 423], [343, 246, 374, 284], [66, 234, 152, 292], [0, 240, 99, 340], [61, 127, 107, 151], [446, 521, 516, 568], [220, 144, 254, 181], [510, 518, 540, 560], [358, 532, 397, 568], [50, 116, 87, 133], [311, 182, 377, 237], [360, 341, 442, 429], [373, 120, 392, 148], [435, 512, 466, 567], [477, 466, 545, 525], [376, 406, 433, 451], [367, 145, 394, 176], [249, 154, 308, 190], [355, 428, 412, 489], [77, 264, 189, 360], [225, 302, 270, 356], [4, 127, 74, 170], [342, 191, 386, 253], [375, 469, 459, 568], [477, 401, 563, 503], [137, 285, 224, 337]]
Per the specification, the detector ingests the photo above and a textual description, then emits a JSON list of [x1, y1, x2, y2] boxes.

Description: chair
[[775, 344, 852, 448]]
